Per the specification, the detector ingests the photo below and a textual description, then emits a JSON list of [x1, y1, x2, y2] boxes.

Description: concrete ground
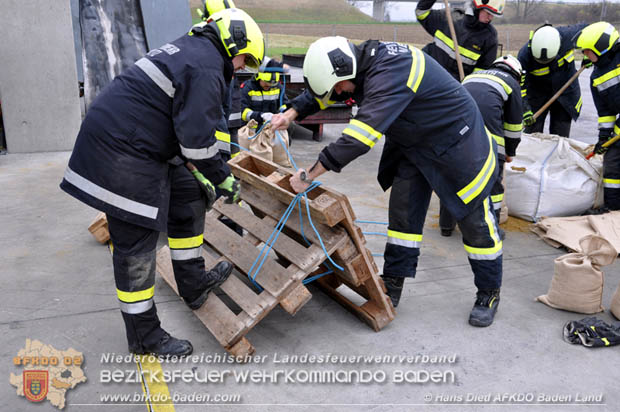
[[1, 68, 618, 412]]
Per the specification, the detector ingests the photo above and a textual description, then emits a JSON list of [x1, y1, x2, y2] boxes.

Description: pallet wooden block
[[88, 212, 109, 244], [156, 152, 395, 357]]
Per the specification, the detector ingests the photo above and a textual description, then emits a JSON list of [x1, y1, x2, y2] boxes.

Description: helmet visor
[[244, 54, 260, 72]]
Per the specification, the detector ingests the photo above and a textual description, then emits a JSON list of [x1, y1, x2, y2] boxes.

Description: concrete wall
[[0, 0, 81, 153]]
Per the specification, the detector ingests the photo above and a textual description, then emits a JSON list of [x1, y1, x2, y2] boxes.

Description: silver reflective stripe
[[497, 145, 506, 155], [119, 299, 153, 314], [467, 249, 503, 260], [493, 201, 502, 210], [180, 143, 219, 160], [416, 8, 431, 16], [433, 38, 477, 66], [387, 237, 421, 248], [599, 121, 615, 129], [216, 140, 231, 153], [64, 167, 159, 219], [250, 94, 279, 101], [135, 58, 175, 98], [596, 76, 620, 92], [344, 123, 381, 145], [604, 182, 620, 189], [229, 112, 242, 121], [170, 247, 202, 260], [504, 130, 521, 139], [463, 77, 508, 101]]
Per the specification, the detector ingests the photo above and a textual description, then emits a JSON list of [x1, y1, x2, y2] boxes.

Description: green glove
[[218, 174, 241, 204], [523, 110, 535, 127], [190, 169, 217, 210]]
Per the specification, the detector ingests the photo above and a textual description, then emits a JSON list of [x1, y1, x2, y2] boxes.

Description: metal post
[[394, 25, 397, 42]]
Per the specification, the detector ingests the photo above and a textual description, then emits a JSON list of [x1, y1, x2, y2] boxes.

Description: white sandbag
[[504, 133, 603, 222]]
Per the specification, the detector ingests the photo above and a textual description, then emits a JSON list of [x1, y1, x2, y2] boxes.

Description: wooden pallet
[[156, 153, 395, 357]]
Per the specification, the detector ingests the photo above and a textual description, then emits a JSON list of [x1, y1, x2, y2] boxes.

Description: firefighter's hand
[[505, 155, 514, 163], [594, 140, 609, 155], [191, 170, 217, 210], [290, 169, 312, 193], [217, 174, 241, 204], [523, 111, 535, 126], [271, 108, 298, 131]]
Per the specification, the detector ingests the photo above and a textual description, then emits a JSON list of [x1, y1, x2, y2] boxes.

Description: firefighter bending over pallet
[[271, 37, 503, 327], [60, 8, 264, 356]]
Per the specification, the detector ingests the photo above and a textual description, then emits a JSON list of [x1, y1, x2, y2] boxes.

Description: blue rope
[[372, 253, 384, 257], [363, 231, 388, 237], [230, 142, 250, 152], [355, 220, 389, 225], [275, 130, 297, 169], [303, 269, 333, 285]]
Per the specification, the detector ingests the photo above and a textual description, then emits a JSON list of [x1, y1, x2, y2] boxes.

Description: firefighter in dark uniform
[[60, 8, 264, 356], [415, 0, 504, 81], [462, 55, 524, 227], [272, 37, 504, 327], [416, 0, 504, 237], [575, 22, 620, 210], [518, 23, 587, 138], [241, 57, 289, 129]]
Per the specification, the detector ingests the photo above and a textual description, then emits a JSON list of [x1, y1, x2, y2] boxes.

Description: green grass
[[265, 47, 308, 59]]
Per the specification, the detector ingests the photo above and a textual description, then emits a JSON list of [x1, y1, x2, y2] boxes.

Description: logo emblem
[[23, 370, 48, 402]]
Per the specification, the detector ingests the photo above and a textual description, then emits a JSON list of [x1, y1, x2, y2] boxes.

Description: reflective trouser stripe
[[457, 131, 496, 204], [179, 143, 219, 160], [168, 234, 203, 249], [170, 247, 202, 260], [135, 58, 175, 98], [63, 166, 159, 219], [603, 178, 620, 188], [491, 194, 503, 210], [464, 198, 503, 260], [119, 299, 153, 314], [387, 230, 422, 248]]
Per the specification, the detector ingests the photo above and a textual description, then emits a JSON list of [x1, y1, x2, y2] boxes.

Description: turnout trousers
[[383, 159, 503, 291], [603, 143, 620, 210], [107, 165, 207, 350], [525, 100, 572, 138]]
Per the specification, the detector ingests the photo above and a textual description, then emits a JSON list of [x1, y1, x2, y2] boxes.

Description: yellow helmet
[[198, 0, 236, 20], [575, 22, 619, 57], [202, 8, 264, 72]]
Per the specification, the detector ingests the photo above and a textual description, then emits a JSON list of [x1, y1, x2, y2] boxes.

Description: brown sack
[[537, 235, 617, 314], [611, 285, 620, 320], [237, 120, 292, 168], [268, 126, 292, 168]]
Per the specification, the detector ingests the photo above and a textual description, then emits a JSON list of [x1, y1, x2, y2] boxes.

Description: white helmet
[[472, 0, 505, 16], [531, 25, 561, 64], [492, 54, 522, 79], [303, 36, 356, 108]]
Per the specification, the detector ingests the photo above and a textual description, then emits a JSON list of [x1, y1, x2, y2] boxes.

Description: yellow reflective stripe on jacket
[[387, 230, 423, 248], [215, 130, 230, 143], [575, 96, 583, 113], [504, 122, 522, 132], [603, 178, 620, 188], [491, 194, 503, 203], [531, 66, 550, 76], [557, 50, 575, 67], [416, 8, 431, 20], [463, 74, 512, 101], [343, 119, 383, 148], [407, 48, 426, 93], [464, 198, 502, 260], [457, 131, 496, 204], [248, 89, 280, 97], [231, 152, 240, 158], [434, 31, 481, 66], [592, 67, 620, 91], [521, 88, 527, 98], [242, 108, 253, 121], [489, 131, 505, 146], [117, 286, 155, 303], [168, 234, 203, 249], [616, 124, 620, 135]]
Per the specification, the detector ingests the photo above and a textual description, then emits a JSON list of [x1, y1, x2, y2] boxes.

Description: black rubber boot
[[185, 261, 233, 310], [469, 289, 500, 327], [130, 332, 193, 357], [381, 275, 405, 308], [441, 228, 454, 237]]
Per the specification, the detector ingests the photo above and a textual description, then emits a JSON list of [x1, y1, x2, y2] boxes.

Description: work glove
[[218, 174, 241, 204], [595, 130, 614, 155], [523, 110, 535, 127], [261, 112, 273, 122], [581, 56, 593, 69], [190, 169, 217, 210]]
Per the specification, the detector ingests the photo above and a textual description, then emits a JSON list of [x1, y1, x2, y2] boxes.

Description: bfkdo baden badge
[[23, 370, 49, 402]]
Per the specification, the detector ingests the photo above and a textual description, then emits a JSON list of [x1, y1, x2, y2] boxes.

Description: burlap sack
[[237, 120, 292, 168], [537, 235, 617, 314], [611, 285, 620, 320]]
